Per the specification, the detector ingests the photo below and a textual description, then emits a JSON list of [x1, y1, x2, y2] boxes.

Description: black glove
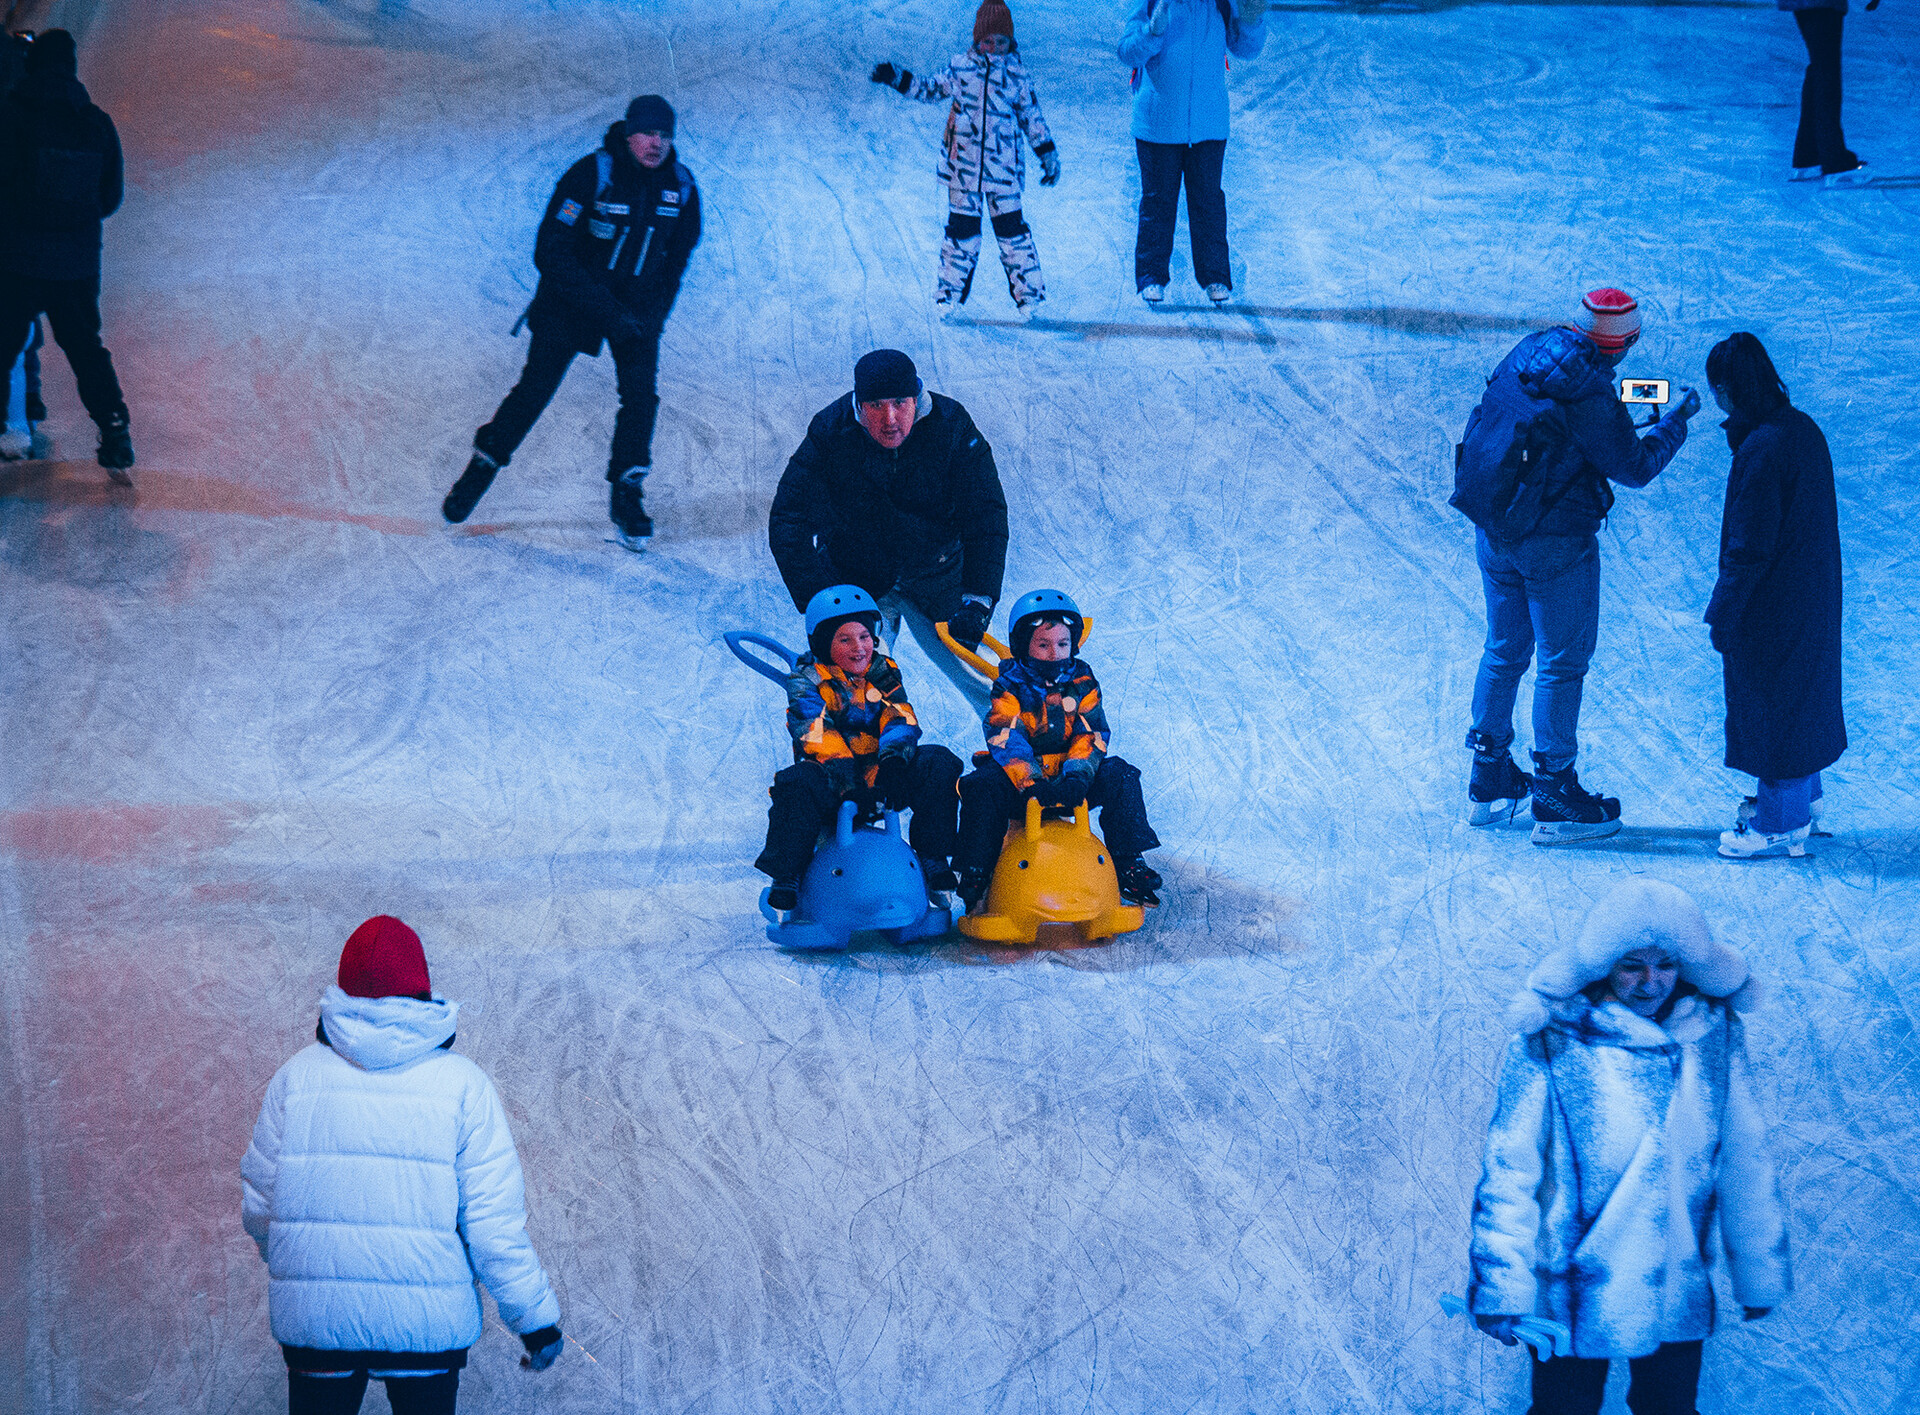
[[1040, 775, 1088, 810], [1036, 144, 1061, 187], [877, 756, 913, 810], [848, 782, 885, 818], [947, 599, 992, 651], [520, 1326, 564, 1371], [870, 61, 911, 94]]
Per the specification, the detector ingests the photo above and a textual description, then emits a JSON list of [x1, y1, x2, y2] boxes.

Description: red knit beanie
[[974, 0, 1014, 45], [338, 916, 431, 999], [1576, 288, 1641, 354]]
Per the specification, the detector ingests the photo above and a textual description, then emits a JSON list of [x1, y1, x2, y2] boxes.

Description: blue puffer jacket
[[1469, 328, 1690, 541], [1117, 0, 1267, 145]]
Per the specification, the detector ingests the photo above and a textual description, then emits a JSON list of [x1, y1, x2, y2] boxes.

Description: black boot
[[1115, 856, 1161, 906], [96, 410, 134, 485], [921, 859, 959, 895], [767, 879, 800, 912], [442, 449, 500, 523], [1529, 762, 1622, 845], [958, 865, 991, 912], [609, 466, 652, 549], [1466, 730, 1530, 826]]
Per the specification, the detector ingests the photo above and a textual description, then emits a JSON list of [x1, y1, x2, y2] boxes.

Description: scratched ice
[[3, 0, 1917, 1411]]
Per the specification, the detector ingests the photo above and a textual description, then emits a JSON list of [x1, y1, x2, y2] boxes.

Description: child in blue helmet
[[954, 590, 1163, 907], [754, 585, 963, 910]]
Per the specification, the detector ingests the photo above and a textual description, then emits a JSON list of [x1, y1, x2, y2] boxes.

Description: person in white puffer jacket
[[242, 916, 564, 1415], [871, 0, 1059, 318], [1466, 879, 1792, 1415]]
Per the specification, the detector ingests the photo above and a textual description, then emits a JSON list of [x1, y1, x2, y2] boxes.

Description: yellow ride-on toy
[[934, 619, 1146, 947]]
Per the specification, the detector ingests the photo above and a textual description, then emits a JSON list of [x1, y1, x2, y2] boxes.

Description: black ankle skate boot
[[1115, 857, 1162, 906], [24, 390, 47, 424], [443, 449, 500, 523], [958, 865, 991, 912], [97, 410, 134, 485], [1529, 762, 1622, 845], [767, 878, 800, 912], [609, 466, 652, 549], [1466, 730, 1530, 826], [921, 860, 959, 896]]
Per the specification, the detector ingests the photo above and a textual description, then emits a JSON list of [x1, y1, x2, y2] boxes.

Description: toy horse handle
[[724, 631, 798, 686], [836, 798, 858, 847], [935, 618, 1096, 684]]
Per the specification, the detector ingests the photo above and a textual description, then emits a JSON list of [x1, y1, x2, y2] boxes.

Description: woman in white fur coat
[[1467, 879, 1792, 1415]]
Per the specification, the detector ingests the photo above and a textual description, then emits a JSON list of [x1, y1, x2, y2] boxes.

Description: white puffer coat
[[1467, 881, 1792, 1359], [908, 51, 1055, 198], [242, 988, 561, 1357]]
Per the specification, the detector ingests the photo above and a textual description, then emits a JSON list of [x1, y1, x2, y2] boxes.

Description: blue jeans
[[1469, 530, 1600, 773], [1754, 772, 1822, 833]]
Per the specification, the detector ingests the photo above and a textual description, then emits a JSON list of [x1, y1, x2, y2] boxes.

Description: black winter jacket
[[770, 390, 1009, 615], [1469, 329, 1689, 541], [527, 124, 701, 357], [1706, 405, 1846, 780], [0, 68, 124, 281]]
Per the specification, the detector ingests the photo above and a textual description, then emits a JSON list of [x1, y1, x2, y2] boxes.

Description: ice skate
[[767, 879, 800, 912], [958, 865, 991, 912], [1205, 283, 1231, 305], [1718, 822, 1811, 859], [934, 296, 960, 322], [97, 411, 134, 485], [1013, 298, 1042, 323], [1140, 283, 1165, 306], [1115, 857, 1161, 907], [922, 860, 959, 897], [609, 466, 652, 550], [0, 427, 27, 461], [1735, 795, 1825, 835], [1789, 164, 1822, 182], [1825, 163, 1870, 188], [1528, 765, 1621, 845], [1466, 731, 1530, 827], [442, 449, 499, 524]]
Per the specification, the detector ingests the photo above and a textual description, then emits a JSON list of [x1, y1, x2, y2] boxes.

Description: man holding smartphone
[[1450, 288, 1701, 843]]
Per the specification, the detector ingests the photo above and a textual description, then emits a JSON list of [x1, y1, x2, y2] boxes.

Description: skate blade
[[1468, 796, 1530, 827], [606, 534, 649, 554], [1530, 818, 1622, 846], [106, 468, 134, 488]]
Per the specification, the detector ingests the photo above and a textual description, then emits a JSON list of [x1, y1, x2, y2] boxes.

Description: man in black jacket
[[0, 29, 132, 481], [442, 94, 701, 546], [770, 349, 1010, 709]]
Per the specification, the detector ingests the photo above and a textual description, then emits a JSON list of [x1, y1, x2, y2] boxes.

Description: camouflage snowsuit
[[907, 51, 1055, 307]]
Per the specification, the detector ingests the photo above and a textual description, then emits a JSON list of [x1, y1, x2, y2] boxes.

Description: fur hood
[[1508, 879, 1762, 1035]]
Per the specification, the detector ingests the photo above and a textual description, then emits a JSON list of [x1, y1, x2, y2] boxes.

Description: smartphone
[[1620, 378, 1670, 405]]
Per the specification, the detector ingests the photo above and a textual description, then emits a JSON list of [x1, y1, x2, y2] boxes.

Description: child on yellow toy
[[955, 590, 1163, 909], [754, 586, 963, 911]]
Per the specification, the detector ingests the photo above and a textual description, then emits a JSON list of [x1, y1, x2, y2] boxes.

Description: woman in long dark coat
[[1704, 333, 1846, 858]]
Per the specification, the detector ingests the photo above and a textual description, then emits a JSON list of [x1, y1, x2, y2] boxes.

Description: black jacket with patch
[[0, 68, 124, 281]]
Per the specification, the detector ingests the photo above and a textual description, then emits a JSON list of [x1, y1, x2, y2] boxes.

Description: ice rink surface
[[3, 0, 1918, 1409]]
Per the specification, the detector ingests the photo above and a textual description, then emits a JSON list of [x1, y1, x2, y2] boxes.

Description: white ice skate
[[1140, 284, 1165, 306], [1825, 164, 1871, 188], [1013, 298, 1042, 323], [1205, 283, 1231, 305], [1718, 822, 1811, 859], [1735, 795, 1824, 834], [0, 427, 29, 461], [1789, 165, 1822, 182]]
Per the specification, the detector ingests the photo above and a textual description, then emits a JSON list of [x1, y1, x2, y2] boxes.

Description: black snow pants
[[1134, 138, 1230, 292], [1792, 10, 1856, 175], [1527, 1340, 1702, 1415], [755, 747, 963, 881], [956, 756, 1160, 876], [476, 320, 662, 479], [288, 1369, 458, 1415], [0, 275, 127, 427]]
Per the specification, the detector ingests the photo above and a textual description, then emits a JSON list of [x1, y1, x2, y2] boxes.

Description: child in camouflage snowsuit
[[870, 0, 1059, 317]]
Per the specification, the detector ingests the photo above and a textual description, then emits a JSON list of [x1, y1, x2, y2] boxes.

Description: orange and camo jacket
[[984, 657, 1110, 790], [785, 653, 922, 792]]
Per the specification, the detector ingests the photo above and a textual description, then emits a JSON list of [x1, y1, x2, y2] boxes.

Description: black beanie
[[854, 349, 919, 404], [26, 29, 78, 77], [624, 94, 676, 138]]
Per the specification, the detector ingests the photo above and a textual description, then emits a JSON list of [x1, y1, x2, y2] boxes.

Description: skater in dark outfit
[[0, 29, 133, 481], [442, 95, 701, 546], [770, 348, 1010, 711], [954, 590, 1163, 909], [1451, 288, 1701, 844], [1703, 333, 1846, 858], [0, 30, 45, 459], [755, 585, 963, 909], [1780, 0, 1867, 186]]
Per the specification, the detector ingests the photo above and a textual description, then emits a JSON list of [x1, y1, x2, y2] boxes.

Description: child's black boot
[[958, 865, 991, 912], [767, 879, 800, 912], [1116, 857, 1161, 906], [922, 859, 959, 895]]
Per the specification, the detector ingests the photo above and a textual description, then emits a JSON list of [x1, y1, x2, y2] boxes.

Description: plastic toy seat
[[760, 800, 952, 951], [959, 798, 1144, 946]]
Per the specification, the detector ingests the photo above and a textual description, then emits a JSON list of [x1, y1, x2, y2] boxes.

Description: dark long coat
[[1704, 405, 1846, 780]]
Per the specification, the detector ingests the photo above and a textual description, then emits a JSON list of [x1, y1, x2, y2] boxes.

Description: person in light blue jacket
[[1116, 0, 1266, 306]]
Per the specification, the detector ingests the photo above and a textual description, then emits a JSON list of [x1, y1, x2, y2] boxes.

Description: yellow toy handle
[[1024, 795, 1042, 842], [934, 617, 1094, 683]]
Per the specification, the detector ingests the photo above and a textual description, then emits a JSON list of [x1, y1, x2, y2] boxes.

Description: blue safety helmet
[[1007, 589, 1083, 660], [805, 584, 883, 661]]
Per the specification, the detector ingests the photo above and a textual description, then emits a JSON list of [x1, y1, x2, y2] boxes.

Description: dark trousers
[[0, 275, 127, 426], [1528, 1340, 1702, 1415], [288, 1370, 458, 1415], [1134, 139, 1230, 290], [476, 320, 662, 479], [956, 756, 1160, 875], [755, 747, 963, 881], [1792, 10, 1855, 173]]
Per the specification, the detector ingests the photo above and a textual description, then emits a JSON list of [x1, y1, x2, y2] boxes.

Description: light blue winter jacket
[[242, 988, 561, 1357], [1117, 0, 1267, 145]]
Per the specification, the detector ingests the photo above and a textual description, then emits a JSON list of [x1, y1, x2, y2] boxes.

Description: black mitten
[[947, 599, 992, 650]]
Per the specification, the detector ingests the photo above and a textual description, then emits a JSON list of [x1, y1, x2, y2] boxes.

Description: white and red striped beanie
[[1575, 288, 1641, 353]]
